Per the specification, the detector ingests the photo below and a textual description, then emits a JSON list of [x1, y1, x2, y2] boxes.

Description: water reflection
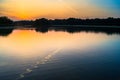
[[51, 27, 120, 35], [0, 28, 120, 80], [0, 28, 13, 36], [0, 27, 120, 37], [35, 27, 49, 33], [0, 28, 119, 59], [35, 27, 120, 35]]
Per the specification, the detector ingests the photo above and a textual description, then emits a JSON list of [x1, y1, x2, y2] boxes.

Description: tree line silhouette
[[0, 16, 120, 37], [0, 16, 14, 26], [0, 16, 120, 27]]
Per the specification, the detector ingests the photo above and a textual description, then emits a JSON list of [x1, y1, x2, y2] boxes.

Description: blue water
[[0, 28, 120, 80]]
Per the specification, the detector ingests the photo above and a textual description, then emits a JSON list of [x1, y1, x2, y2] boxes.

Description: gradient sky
[[0, 0, 120, 20]]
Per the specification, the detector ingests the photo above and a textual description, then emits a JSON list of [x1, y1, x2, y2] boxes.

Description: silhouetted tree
[[34, 18, 51, 27], [1, 16, 120, 27], [14, 20, 33, 26], [66, 18, 81, 25], [0, 16, 14, 26], [36, 17, 120, 26]]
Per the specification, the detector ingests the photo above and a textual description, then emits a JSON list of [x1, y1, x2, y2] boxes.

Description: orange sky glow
[[0, 0, 120, 20]]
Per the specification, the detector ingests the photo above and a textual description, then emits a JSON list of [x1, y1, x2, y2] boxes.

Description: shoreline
[[0, 25, 120, 29], [52, 25, 120, 28]]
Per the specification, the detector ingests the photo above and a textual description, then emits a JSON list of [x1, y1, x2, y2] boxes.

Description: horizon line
[[0, 16, 120, 21]]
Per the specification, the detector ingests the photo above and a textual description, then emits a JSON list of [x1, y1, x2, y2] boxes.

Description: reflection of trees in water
[[35, 27, 120, 35], [35, 26, 49, 33], [0, 28, 13, 36], [53, 27, 120, 35], [0, 27, 120, 36]]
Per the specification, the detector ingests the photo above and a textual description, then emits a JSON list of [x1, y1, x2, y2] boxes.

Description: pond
[[0, 27, 120, 80]]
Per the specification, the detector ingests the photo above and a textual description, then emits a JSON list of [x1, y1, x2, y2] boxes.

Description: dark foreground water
[[0, 27, 120, 80]]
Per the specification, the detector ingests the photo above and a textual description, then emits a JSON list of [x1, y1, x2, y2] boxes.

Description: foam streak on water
[[16, 48, 61, 80]]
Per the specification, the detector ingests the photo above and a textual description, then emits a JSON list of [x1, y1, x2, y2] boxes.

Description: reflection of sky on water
[[0, 29, 119, 59], [0, 29, 120, 80]]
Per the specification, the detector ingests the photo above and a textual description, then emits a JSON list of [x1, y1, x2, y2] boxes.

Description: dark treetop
[[0, 16, 14, 26], [0, 16, 120, 27]]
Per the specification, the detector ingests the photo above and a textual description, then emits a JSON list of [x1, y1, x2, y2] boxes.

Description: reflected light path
[[0, 29, 118, 59]]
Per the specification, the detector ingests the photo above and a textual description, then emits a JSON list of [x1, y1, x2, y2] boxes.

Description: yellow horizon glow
[[0, 0, 111, 20], [1, 0, 77, 20]]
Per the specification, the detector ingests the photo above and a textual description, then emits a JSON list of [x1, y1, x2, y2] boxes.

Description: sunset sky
[[0, 0, 120, 20]]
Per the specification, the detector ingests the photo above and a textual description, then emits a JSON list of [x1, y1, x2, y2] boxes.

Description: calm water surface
[[0, 28, 120, 80]]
